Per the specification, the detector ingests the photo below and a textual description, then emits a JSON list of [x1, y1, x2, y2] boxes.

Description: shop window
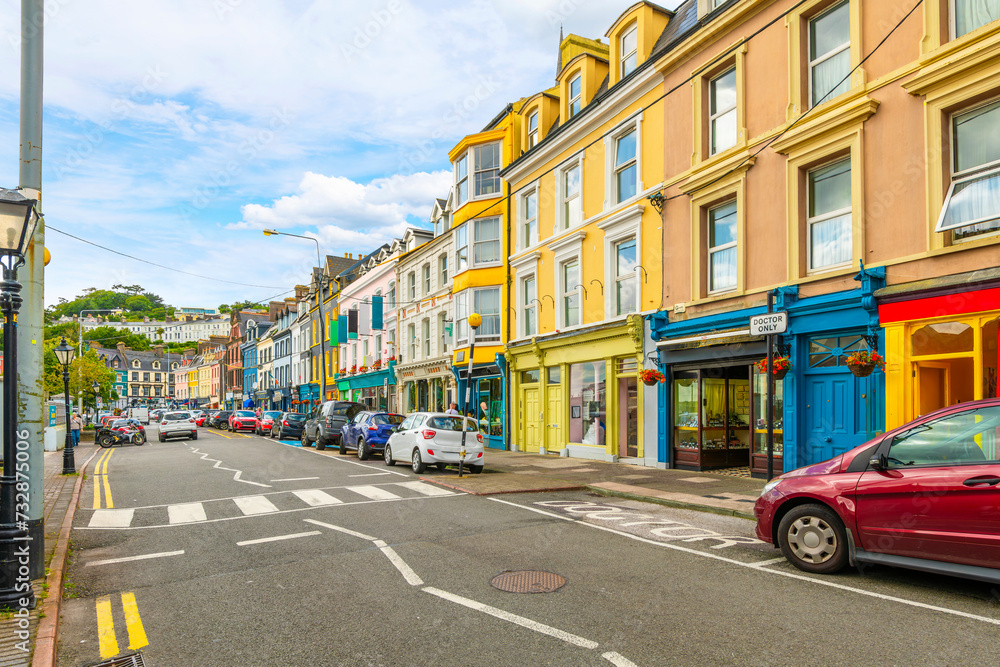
[[809, 1, 851, 107], [984, 317, 998, 398], [672, 367, 753, 471], [522, 370, 540, 383], [569, 362, 606, 446], [710, 68, 737, 155], [477, 378, 503, 437], [911, 321, 974, 356], [753, 371, 784, 460], [953, 0, 1000, 38], [808, 158, 852, 271], [546, 366, 561, 384], [708, 201, 738, 293], [936, 99, 1000, 240]]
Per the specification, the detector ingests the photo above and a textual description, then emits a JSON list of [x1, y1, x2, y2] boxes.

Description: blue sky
[[0, 0, 679, 309]]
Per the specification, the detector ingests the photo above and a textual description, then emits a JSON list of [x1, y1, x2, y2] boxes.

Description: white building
[[80, 314, 230, 344]]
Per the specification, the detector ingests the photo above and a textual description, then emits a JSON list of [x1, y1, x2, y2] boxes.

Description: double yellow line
[[93, 448, 114, 509], [96, 592, 149, 659]]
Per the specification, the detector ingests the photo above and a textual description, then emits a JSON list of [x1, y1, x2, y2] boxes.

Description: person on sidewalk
[[445, 403, 459, 415], [70, 412, 83, 447]]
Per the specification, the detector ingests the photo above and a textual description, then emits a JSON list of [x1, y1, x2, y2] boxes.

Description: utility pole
[[18, 0, 46, 579]]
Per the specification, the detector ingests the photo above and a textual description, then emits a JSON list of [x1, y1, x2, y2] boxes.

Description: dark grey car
[[302, 401, 363, 451]]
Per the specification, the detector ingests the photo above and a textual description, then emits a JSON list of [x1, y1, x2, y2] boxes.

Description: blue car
[[340, 411, 405, 460]]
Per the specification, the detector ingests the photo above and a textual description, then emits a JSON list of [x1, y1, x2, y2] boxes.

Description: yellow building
[[447, 104, 522, 449], [502, 3, 668, 462]]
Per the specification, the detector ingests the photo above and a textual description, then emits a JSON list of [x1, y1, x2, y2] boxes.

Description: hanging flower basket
[[291, 399, 299, 405], [846, 351, 885, 378], [640, 368, 666, 386], [314, 399, 321, 405], [755, 356, 791, 380]]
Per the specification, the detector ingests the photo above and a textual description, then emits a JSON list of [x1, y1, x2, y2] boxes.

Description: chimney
[[116, 342, 126, 352], [153, 344, 165, 356], [143, 316, 150, 322]]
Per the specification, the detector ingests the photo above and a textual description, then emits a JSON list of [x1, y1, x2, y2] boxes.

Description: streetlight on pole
[[458, 313, 482, 478], [0, 187, 40, 610], [54, 338, 76, 475], [262, 229, 327, 404]]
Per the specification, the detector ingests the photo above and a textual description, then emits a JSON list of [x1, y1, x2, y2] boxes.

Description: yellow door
[[546, 385, 563, 452], [523, 389, 540, 453]]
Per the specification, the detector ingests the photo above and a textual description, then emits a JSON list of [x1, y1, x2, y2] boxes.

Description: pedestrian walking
[[445, 402, 459, 415], [70, 412, 83, 448]]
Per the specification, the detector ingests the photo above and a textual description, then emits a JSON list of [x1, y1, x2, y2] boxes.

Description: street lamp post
[[0, 187, 40, 610], [54, 338, 76, 475], [262, 229, 327, 404], [458, 313, 482, 478]]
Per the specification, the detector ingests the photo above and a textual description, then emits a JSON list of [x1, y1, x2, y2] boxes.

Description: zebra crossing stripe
[[394, 481, 455, 497], [168, 503, 208, 524], [292, 489, 343, 507], [233, 495, 280, 515], [347, 485, 401, 501], [89, 509, 135, 528]]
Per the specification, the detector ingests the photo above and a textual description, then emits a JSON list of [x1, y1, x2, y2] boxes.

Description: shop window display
[[569, 362, 606, 447], [477, 378, 503, 438], [752, 371, 784, 473], [672, 366, 755, 470]]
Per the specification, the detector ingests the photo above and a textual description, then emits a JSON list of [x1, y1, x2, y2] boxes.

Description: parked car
[[302, 401, 363, 450], [194, 413, 208, 427], [229, 410, 258, 433], [270, 412, 307, 440], [158, 410, 198, 442], [208, 411, 232, 429], [755, 398, 1000, 584], [341, 412, 405, 460], [126, 407, 150, 424], [256, 411, 283, 436], [384, 413, 484, 474]]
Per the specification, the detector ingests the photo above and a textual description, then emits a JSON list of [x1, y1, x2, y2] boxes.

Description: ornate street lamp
[[0, 187, 40, 610], [458, 313, 482, 478], [54, 338, 75, 475]]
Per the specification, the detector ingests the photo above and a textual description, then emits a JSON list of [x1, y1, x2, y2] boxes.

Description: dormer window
[[569, 74, 582, 118], [132, 360, 140, 368], [621, 25, 637, 78], [527, 111, 539, 148]]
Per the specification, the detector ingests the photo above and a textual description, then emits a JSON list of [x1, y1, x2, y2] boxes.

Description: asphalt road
[[57, 426, 1000, 666]]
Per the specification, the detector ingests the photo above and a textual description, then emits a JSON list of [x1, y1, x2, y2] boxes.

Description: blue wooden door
[[800, 334, 878, 466]]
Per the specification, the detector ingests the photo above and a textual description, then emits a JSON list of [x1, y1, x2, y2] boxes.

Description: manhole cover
[[89, 651, 146, 667], [490, 570, 567, 593]]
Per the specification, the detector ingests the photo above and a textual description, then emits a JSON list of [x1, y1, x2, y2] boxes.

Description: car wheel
[[777, 504, 849, 574], [301, 433, 310, 448], [469, 465, 483, 475], [411, 449, 426, 474], [384, 444, 395, 466], [99, 435, 113, 448], [317, 434, 327, 451], [435, 463, 447, 471], [158, 434, 165, 443], [338, 436, 347, 455], [191, 431, 198, 440]]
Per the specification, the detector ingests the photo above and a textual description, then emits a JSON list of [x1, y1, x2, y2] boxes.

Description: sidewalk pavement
[[0, 442, 98, 667], [425, 448, 766, 520]]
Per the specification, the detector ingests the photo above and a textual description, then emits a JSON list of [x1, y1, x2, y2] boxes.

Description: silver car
[[384, 413, 484, 474], [158, 410, 198, 442]]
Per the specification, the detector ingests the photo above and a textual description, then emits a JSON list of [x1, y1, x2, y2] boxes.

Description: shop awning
[[656, 329, 760, 350]]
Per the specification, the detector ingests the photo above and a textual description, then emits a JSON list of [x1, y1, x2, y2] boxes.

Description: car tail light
[[367, 425, 378, 431], [282, 420, 289, 426], [161, 421, 167, 426], [477, 433, 483, 443], [427, 449, 435, 456], [477, 452, 483, 458], [421, 429, 436, 439]]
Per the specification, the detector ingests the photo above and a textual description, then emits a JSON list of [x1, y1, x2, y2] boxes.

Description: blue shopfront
[[649, 267, 886, 476], [336, 364, 396, 412], [298, 383, 319, 410], [453, 354, 507, 450]]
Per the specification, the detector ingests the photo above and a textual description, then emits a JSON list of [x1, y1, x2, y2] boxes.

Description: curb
[[585, 485, 757, 521], [31, 447, 101, 667]]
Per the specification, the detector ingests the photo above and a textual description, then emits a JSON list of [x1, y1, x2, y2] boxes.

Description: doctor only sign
[[749, 312, 788, 336]]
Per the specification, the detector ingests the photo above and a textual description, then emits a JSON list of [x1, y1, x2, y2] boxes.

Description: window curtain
[[955, 0, 1000, 38], [811, 212, 852, 269]]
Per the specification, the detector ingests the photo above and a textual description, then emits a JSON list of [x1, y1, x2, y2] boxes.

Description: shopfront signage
[[749, 312, 787, 336]]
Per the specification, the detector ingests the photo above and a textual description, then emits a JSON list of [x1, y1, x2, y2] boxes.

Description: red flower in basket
[[350, 364, 357, 374], [845, 350, 885, 369], [640, 368, 666, 385], [754, 356, 791, 375], [372, 358, 382, 369]]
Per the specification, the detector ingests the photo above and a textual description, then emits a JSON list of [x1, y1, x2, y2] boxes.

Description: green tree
[[83, 326, 152, 351], [125, 295, 153, 312], [44, 349, 115, 406], [229, 300, 265, 311]]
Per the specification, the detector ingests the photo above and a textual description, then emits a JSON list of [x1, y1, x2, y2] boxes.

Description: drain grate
[[89, 652, 146, 667], [490, 570, 567, 594]]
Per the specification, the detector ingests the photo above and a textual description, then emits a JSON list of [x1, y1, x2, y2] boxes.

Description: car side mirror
[[869, 453, 887, 471]]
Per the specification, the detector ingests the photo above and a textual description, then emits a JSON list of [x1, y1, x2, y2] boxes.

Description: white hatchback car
[[384, 413, 484, 474], [158, 411, 198, 442]]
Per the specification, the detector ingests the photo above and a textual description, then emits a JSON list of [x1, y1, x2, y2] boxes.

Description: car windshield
[[163, 412, 191, 421], [427, 416, 477, 432], [262, 411, 282, 419], [373, 414, 405, 426], [284, 413, 306, 422], [235, 411, 255, 417]]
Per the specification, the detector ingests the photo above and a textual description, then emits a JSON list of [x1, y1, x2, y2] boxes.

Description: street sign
[[749, 312, 788, 336]]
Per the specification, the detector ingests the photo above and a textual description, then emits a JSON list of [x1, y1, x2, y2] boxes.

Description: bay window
[[473, 217, 501, 265], [454, 154, 468, 207], [474, 287, 501, 342], [473, 143, 501, 198], [455, 224, 469, 272]]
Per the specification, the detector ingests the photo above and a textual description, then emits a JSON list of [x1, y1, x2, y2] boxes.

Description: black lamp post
[[54, 338, 75, 475], [458, 313, 482, 478], [0, 187, 40, 610]]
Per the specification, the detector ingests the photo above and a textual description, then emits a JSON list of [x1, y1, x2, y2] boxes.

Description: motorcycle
[[97, 420, 146, 448]]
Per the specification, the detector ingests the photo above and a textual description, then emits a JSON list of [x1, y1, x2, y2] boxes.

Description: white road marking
[[747, 557, 788, 569], [603, 651, 639, 666], [189, 447, 273, 487], [303, 519, 377, 541], [489, 498, 575, 521], [168, 503, 207, 524], [88, 509, 135, 528], [422, 587, 599, 649], [394, 481, 455, 497], [237, 531, 321, 546], [348, 485, 401, 501], [348, 472, 393, 477], [378, 545, 424, 586], [292, 489, 343, 507], [293, 446, 410, 477], [85, 550, 184, 567], [233, 495, 279, 515], [491, 498, 1000, 628], [271, 477, 320, 482]]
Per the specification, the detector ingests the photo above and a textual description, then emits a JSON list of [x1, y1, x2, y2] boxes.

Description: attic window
[[132, 360, 140, 368], [528, 110, 539, 148], [621, 25, 637, 78], [569, 74, 582, 118]]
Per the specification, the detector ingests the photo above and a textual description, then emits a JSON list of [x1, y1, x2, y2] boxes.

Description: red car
[[256, 411, 282, 436], [195, 414, 207, 427], [755, 398, 1000, 584], [228, 410, 258, 433]]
